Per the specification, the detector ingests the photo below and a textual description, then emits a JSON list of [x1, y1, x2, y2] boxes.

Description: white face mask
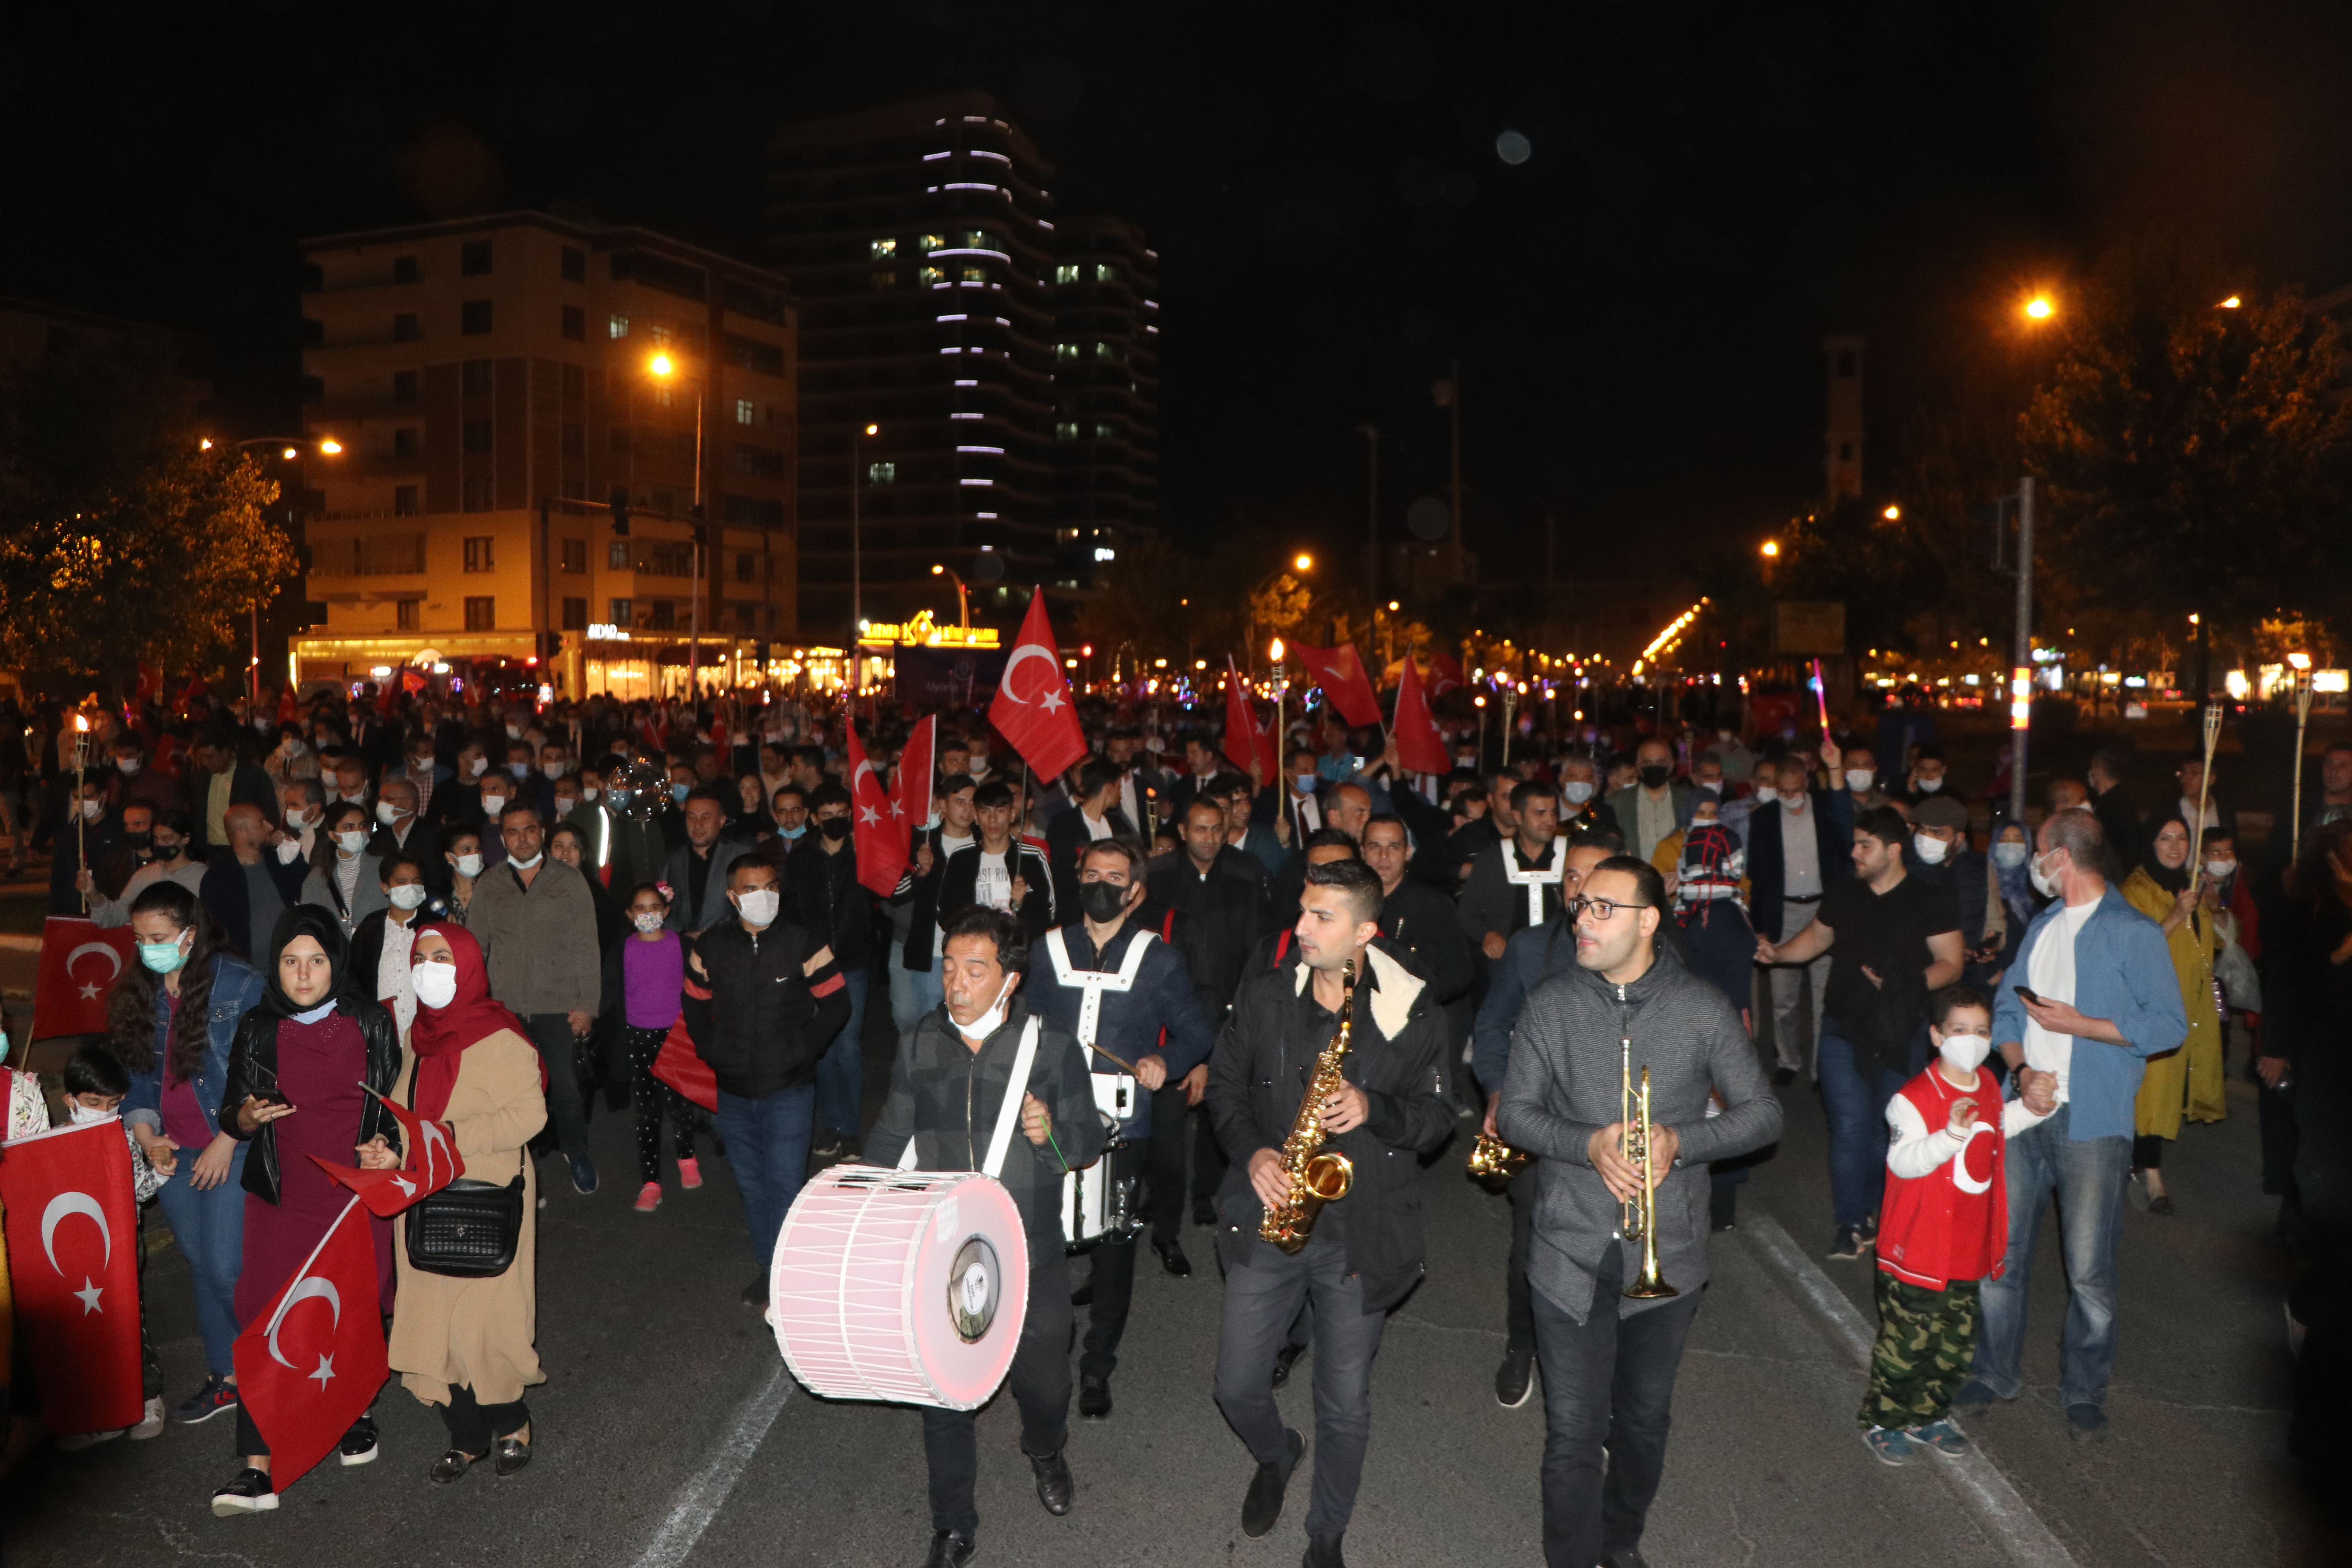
[[736, 887, 781, 928], [78, 799, 102, 821], [956, 973, 1018, 1040], [1562, 780, 1595, 805], [581, 786, 601, 802], [67, 1100, 116, 1126], [632, 911, 666, 934], [543, 760, 568, 778], [1915, 775, 1944, 793], [1911, 833, 1951, 865], [508, 851, 543, 871], [376, 802, 401, 825], [1845, 769, 1875, 793], [480, 794, 508, 818], [454, 853, 485, 878], [388, 884, 430, 911], [413, 960, 458, 1010], [1993, 841, 2030, 868], [1938, 1031, 1991, 1075], [334, 829, 368, 855], [2205, 857, 2237, 881], [1698, 779, 1722, 794], [554, 797, 579, 817], [2030, 851, 2063, 897], [1751, 786, 1779, 806], [116, 756, 142, 777], [467, 756, 489, 779]]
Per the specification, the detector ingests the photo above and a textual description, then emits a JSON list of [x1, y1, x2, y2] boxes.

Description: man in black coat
[[1206, 858, 1454, 1563], [181, 726, 279, 859], [1043, 756, 1134, 921], [1362, 811, 1476, 1085], [784, 782, 876, 1159]]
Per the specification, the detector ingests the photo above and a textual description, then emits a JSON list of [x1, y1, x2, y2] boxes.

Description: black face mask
[[153, 839, 183, 861], [1639, 764, 1671, 789], [1078, 880, 1128, 923], [818, 815, 851, 842], [123, 831, 152, 852]]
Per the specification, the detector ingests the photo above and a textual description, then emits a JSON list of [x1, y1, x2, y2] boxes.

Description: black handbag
[[400, 1068, 524, 1278]]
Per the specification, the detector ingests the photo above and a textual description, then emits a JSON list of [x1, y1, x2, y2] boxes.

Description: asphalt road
[[5, 1002, 2336, 1568]]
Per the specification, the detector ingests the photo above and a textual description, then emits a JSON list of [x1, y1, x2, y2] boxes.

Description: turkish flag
[[33, 918, 135, 1041], [0, 1120, 144, 1435], [1392, 656, 1451, 776], [987, 589, 1085, 780], [1428, 650, 1465, 696], [233, 1196, 388, 1494], [1290, 642, 1384, 728], [307, 1087, 462, 1219], [847, 722, 909, 898], [895, 713, 937, 835], [1224, 659, 1274, 787]]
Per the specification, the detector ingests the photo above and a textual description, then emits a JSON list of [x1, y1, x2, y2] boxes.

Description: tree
[[2018, 237, 2352, 642], [0, 339, 293, 693]]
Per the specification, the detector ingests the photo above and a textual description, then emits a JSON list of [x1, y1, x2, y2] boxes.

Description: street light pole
[[2007, 475, 2035, 826]]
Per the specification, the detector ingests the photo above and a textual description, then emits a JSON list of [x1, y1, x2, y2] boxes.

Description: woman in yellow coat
[[389, 922, 547, 1482], [2120, 813, 2227, 1214]]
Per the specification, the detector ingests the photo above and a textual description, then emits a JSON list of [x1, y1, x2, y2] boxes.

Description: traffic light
[[609, 486, 630, 537], [539, 631, 563, 661]]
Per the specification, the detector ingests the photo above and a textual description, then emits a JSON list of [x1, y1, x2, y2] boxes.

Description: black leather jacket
[[218, 996, 404, 1205]]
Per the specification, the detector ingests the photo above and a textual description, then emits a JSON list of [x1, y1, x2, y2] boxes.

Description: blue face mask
[[138, 935, 189, 975], [671, 783, 690, 804], [780, 824, 807, 840]]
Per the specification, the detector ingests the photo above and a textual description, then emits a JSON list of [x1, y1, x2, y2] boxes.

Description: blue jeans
[[153, 1140, 250, 1377], [813, 968, 869, 1141], [889, 949, 943, 1032], [1817, 1023, 1922, 1230], [1972, 1100, 2130, 1410], [714, 1084, 817, 1272]]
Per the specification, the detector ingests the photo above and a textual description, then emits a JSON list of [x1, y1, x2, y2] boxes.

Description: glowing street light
[[648, 351, 675, 377], [317, 437, 343, 456], [2219, 296, 2242, 310], [1292, 553, 1314, 573], [1882, 504, 1901, 521], [199, 437, 214, 451], [2023, 295, 2055, 321], [1760, 539, 1780, 558]]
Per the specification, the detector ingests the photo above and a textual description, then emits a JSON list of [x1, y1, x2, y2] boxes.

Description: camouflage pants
[[1858, 1271, 1980, 1430]]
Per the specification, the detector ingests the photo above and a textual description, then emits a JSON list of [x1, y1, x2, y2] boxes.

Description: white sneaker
[[129, 1396, 167, 1440]]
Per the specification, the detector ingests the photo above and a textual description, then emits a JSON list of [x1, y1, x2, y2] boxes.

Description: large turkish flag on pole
[[232, 1196, 388, 1494], [987, 589, 1086, 780], [32, 918, 135, 1040], [1289, 642, 1384, 728], [1392, 655, 1452, 776], [895, 713, 937, 835], [0, 1120, 144, 1435], [847, 722, 910, 898], [1224, 659, 1274, 787]]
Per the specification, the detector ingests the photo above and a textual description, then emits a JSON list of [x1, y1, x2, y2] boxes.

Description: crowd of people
[[2, 673, 2346, 1566]]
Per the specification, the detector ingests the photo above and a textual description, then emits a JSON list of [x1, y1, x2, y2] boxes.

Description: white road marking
[[630, 1363, 794, 1568], [1740, 1212, 2080, 1568]]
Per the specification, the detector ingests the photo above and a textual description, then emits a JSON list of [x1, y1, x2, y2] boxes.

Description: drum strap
[[895, 1015, 1042, 1180], [1504, 835, 1571, 926], [1042, 926, 1156, 1053]]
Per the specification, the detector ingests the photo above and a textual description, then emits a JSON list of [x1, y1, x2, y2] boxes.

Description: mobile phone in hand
[[2012, 985, 2042, 1007]]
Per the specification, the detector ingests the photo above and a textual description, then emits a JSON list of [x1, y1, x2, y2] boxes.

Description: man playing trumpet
[[1498, 857, 1783, 1568]]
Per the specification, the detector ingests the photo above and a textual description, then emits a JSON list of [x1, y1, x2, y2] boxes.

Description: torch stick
[[2185, 700, 2223, 902], [1808, 656, 1830, 741], [1501, 686, 1517, 768], [71, 713, 89, 912], [2292, 670, 2316, 862]]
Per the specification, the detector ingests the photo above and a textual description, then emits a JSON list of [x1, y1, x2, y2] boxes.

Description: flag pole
[[2292, 669, 2315, 862]]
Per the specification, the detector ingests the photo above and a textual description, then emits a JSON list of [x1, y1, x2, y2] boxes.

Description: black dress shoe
[[1271, 1341, 1307, 1389], [493, 1433, 531, 1476], [1031, 1449, 1074, 1515], [922, 1529, 977, 1568], [742, 1276, 770, 1308], [1241, 1428, 1305, 1537], [1070, 1280, 1094, 1307], [428, 1449, 477, 1485], [1152, 1238, 1192, 1278], [1079, 1374, 1112, 1420], [1192, 1196, 1217, 1227], [1772, 1065, 1798, 1087], [1304, 1532, 1348, 1568]]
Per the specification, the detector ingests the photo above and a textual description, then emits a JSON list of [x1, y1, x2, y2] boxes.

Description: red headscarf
[[408, 922, 532, 1120]]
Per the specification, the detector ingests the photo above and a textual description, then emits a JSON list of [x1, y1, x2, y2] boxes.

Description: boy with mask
[[1859, 987, 2055, 1465], [787, 783, 875, 1161]]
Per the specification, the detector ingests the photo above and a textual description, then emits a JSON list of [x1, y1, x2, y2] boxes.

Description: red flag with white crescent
[[987, 589, 1085, 780], [32, 918, 136, 1040], [1392, 655, 1451, 776], [847, 722, 909, 898], [232, 1196, 388, 1493], [1287, 641, 1385, 728], [1428, 650, 1465, 696], [1224, 658, 1273, 787], [895, 713, 937, 834], [0, 1120, 145, 1435], [350, 1083, 467, 1209]]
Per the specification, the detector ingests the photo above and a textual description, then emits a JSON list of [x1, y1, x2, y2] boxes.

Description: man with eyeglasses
[[1499, 855, 1781, 1568]]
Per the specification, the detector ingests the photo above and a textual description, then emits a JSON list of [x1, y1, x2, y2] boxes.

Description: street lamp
[[1247, 554, 1315, 676], [931, 563, 971, 629], [200, 435, 345, 706], [851, 422, 880, 690], [647, 351, 707, 693], [2022, 295, 2055, 321]]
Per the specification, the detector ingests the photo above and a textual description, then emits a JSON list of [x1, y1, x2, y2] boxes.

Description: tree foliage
[[0, 340, 294, 692], [2018, 237, 2352, 627]]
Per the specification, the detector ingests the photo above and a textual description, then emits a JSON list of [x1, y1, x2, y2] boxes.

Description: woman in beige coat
[[390, 921, 548, 1482]]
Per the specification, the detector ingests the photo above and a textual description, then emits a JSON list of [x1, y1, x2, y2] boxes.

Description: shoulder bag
[[402, 1057, 525, 1278]]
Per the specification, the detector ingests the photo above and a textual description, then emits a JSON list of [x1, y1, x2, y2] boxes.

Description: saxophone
[[1260, 958, 1357, 1255]]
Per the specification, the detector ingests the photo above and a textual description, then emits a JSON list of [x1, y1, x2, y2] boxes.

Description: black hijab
[[2138, 809, 2194, 896], [256, 902, 352, 1017]]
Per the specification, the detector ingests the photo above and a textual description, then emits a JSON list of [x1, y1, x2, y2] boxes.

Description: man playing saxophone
[[1499, 856, 1782, 1568], [1206, 858, 1454, 1568]]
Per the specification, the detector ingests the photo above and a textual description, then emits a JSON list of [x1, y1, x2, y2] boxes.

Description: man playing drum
[[865, 906, 1107, 1568]]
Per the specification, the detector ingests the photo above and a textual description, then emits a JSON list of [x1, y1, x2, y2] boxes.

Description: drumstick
[[1085, 1042, 1145, 1078]]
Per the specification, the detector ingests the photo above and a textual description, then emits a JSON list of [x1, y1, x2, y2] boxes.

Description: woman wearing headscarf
[[1985, 818, 2038, 986], [210, 905, 404, 1516], [391, 922, 549, 1483], [302, 799, 388, 936], [2120, 811, 2228, 1214]]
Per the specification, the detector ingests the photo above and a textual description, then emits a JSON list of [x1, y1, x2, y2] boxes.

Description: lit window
[[1055, 263, 1079, 284], [867, 462, 897, 484], [735, 398, 755, 425], [1055, 422, 1079, 441], [1055, 343, 1079, 362], [961, 229, 985, 247], [609, 314, 630, 338], [871, 238, 898, 259], [1094, 422, 1116, 439], [608, 597, 632, 628], [463, 536, 495, 572], [1095, 262, 1116, 282], [919, 266, 945, 286], [648, 324, 672, 347], [871, 270, 896, 290], [962, 267, 987, 284], [463, 595, 495, 630], [1093, 341, 1113, 359], [920, 234, 946, 253], [608, 540, 628, 570], [1094, 547, 1116, 562]]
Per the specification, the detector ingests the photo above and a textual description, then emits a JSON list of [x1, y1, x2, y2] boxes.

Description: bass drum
[[769, 1166, 1030, 1410]]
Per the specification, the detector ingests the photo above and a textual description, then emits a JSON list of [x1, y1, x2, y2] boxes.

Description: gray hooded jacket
[[1497, 944, 1781, 1322]]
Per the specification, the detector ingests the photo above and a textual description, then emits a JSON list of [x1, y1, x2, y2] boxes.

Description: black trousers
[[1532, 1242, 1702, 1568], [921, 1248, 1073, 1537], [1505, 1165, 1537, 1352], [443, 1383, 530, 1454], [1143, 1087, 1225, 1244], [1078, 1143, 1149, 1379], [524, 1011, 591, 1162]]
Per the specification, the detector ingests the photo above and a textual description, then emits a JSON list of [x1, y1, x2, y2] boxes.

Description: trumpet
[[1467, 1130, 1532, 1186], [1619, 1037, 1678, 1301]]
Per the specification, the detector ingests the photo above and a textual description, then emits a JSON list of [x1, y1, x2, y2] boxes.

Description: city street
[[3, 1012, 2327, 1568]]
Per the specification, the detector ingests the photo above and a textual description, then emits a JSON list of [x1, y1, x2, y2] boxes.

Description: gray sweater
[[467, 858, 602, 1016], [1498, 944, 1781, 1323]]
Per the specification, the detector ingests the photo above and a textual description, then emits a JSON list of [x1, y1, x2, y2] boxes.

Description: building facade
[[767, 93, 1156, 635], [294, 213, 800, 696]]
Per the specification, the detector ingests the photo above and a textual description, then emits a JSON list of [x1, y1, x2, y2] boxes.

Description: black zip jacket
[[1145, 846, 1269, 1022], [1205, 945, 1455, 1311], [864, 997, 1109, 1248], [786, 833, 874, 969], [219, 996, 403, 1205], [695, 916, 853, 1098]]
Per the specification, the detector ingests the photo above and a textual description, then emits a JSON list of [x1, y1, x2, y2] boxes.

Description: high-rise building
[[768, 93, 1155, 635], [1823, 333, 1865, 508], [293, 212, 799, 697]]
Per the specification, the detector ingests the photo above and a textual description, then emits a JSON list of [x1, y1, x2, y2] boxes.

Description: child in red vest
[[1860, 985, 2057, 1465]]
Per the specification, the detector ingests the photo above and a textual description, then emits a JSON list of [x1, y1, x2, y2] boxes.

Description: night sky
[[8, 1, 2352, 581]]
